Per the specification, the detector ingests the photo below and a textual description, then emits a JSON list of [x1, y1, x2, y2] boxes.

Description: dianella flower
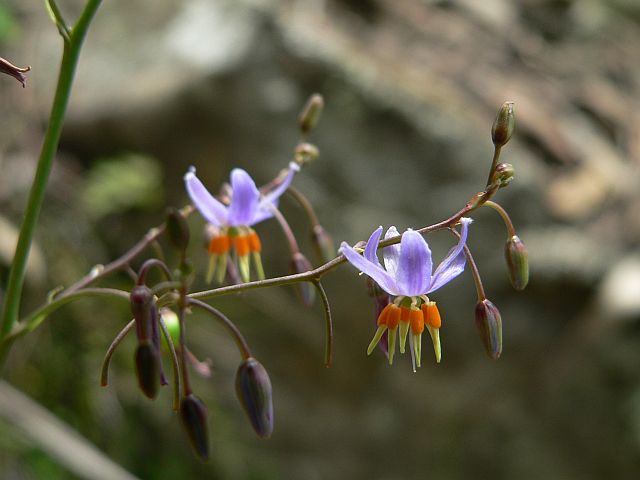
[[185, 162, 299, 283], [339, 218, 472, 369]]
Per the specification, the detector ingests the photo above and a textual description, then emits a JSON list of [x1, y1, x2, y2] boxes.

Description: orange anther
[[376, 303, 393, 326], [409, 308, 425, 334], [233, 235, 250, 257], [422, 302, 442, 329], [208, 234, 230, 255], [247, 230, 262, 253], [400, 306, 410, 323], [387, 306, 402, 329]]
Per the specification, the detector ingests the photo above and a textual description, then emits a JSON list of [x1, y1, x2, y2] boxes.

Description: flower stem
[[0, 0, 103, 340], [448, 228, 486, 302], [485, 145, 502, 187], [287, 185, 321, 227], [483, 200, 517, 237]]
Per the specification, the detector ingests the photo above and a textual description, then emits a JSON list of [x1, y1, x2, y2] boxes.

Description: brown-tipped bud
[[166, 207, 190, 251], [491, 163, 515, 188], [311, 225, 336, 263], [235, 358, 274, 439], [298, 93, 324, 134], [294, 142, 320, 165], [290, 253, 315, 306], [130, 285, 155, 342], [180, 394, 209, 460], [505, 235, 529, 291], [475, 299, 502, 359], [134, 341, 160, 399], [491, 102, 515, 147], [0, 57, 30, 87]]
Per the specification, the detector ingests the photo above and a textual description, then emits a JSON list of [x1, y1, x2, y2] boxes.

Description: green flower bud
[[130, 285, 154, 342], [491, 102, 515, 147], [474, 299, 502, 359], [235, 358, 274, 439], [298, 93, 324, 134], [505, 235, 529, 291], [311, 225, 336, 263], [491, 163, 515, 188], [134, 341, 160, 399], [290, 252, 315, 307], [180, 394, 209, 461], [166, 207, 190, 251]]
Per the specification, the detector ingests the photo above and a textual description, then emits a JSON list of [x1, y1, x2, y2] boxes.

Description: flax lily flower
[[185, 162, 299, 283], [339, 218, 472, 369]]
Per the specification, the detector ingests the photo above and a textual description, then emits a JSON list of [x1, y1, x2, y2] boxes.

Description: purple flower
[[339, 218, 472, 369], [184, 162, 300, 283]]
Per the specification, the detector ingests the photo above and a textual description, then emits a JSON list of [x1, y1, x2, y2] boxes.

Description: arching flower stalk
[[185, 162, 300, 283], [339, 218, 472, 370]]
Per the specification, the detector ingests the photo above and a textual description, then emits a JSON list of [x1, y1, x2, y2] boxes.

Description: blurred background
[[1, 0, 640, 478]]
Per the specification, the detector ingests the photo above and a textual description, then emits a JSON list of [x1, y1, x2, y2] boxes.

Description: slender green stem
[[483, 200, 517, 237], [0, 0, 103, 339], [448, 228, 486, 302], [158, 316, 181, 411], [45, 0, 71, 41], [485, 145, 502, 187], [187, 298, 252, 360], [312, 280, 333, 368], [287, 186, 320, 226], [100, 319, 135, 387]]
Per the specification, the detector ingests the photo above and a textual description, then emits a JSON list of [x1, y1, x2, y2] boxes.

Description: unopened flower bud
[[290, 252, 315, 306], [491, 102, 515, 147], [134, 341, 161, 399], [294, 142, 320, 165], [166, 207, 190, 251], [298, 93, 324, 134], [180, 394, 209, 460], [474, 299, 502, 359], [505, 235, 529, 291], [0, 56, 30, 87], [130, 285, 155, 342], [235, 358, 274, 439], [491, 163, 515, 188], [311, 225, 336, 263]]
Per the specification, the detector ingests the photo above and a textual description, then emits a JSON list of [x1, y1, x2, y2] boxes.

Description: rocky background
[[1, 0, 640, 479]]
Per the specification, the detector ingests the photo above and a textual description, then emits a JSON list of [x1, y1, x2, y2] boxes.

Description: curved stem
[[485, 145, 502, 187], [312, 280, 333, 368], [483, 200, 517, 237], [448, 228, 486, 302], [100, 319, 135, 387], [0, 0, 104, 339], [158, 316, 181, 411], [187, 298, 252, 360], [268, 204, 301, 254], [287, 185, 320, 226], [137, 259, 173, 285]]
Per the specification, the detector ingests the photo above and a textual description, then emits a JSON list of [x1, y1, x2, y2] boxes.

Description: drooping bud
[[235, 358, 274, 439], [491, 102, 515, 147], [130, 285, 155, 342], [0, 56, 30, 87], [311, 225, 336, 263], [505, 235, 529, 291], [179, 394, 209, 460], [294, 142, 320, 165], [298, 93, 324, 134], [166, 207, 190, 252], [491, 163, 515, 188], [134, 341, 160, 399], [290, 252, 315, 306], [474, 299, 502, 359]]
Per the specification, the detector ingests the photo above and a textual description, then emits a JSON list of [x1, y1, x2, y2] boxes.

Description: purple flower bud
[[290, 252, 315, 307], [474, 299, 502, 359], [166, 207, 190, 251], [311, 225, 336, 263], [505, 235, 529, 291], [491, 163, 515, 188], [130, 285, 154, 342], [134, 341, 160, 399], [298, 93, 324, 134], [491, 102, 515, 147], [235, 358, 274, 439], [179, 394, 209, 460]]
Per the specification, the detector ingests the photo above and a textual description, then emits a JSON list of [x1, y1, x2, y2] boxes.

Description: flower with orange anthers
[[185, 163, 299, 283], [339, 219, 472, 369]]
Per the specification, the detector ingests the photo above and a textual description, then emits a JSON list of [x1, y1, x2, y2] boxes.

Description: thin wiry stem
[[159, 316, 181, 411], [312, 280, 333, 368], [100, 320, 135, 387], [448, 228, 486, 302], [484, 200, 517, 237]]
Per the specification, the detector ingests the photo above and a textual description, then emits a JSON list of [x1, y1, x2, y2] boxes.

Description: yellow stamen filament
[[427, 325, 441, 363], [388, 327, 397, 365], [367, 325, 387, 356]]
